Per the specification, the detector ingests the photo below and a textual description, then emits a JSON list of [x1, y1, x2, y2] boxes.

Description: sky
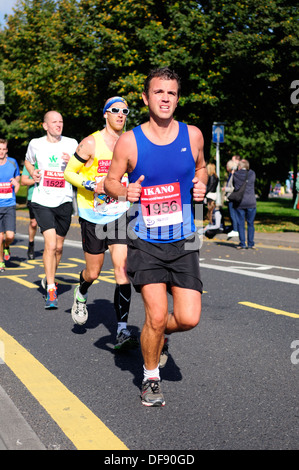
[[0, 0, 18, 26]]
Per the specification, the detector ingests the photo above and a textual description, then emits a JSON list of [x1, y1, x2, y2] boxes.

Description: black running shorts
[[80, 212, 128, 255], [31, 202, 73, 237], [27, 201, 36, 220], [127, 234, 203, 293]]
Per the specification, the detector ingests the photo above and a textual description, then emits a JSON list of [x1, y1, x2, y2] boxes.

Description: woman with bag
[[232, 159, 256, 249], [205, 163, 219, 223], [224, 159, 239, 239]]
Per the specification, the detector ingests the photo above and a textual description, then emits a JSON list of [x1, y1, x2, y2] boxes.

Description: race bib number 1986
[[140, 182, 183, 228]]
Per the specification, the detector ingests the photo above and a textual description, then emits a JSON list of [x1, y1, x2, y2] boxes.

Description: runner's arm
[[11, 175, 20, 194], [21, 172, 35, 187], [105, 131, 142, 202], [64, 136, 98, 191], [24, 160, 41, 183]]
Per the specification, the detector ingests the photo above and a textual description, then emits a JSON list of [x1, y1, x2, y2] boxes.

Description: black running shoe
[[27, 244, 35, 260], [114, 329, 139, 351]]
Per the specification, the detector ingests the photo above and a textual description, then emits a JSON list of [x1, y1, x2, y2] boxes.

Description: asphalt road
[[0, 219, 298, 451]]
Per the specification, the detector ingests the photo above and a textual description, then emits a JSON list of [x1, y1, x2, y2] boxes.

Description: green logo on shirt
[[49, 155, 59, 168]]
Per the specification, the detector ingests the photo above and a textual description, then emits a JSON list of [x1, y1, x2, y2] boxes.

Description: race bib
[[0, 182, 13, 199], [140, 182, 183, 228], [43, 170, 65, 188], [93, 175, 128, 214]]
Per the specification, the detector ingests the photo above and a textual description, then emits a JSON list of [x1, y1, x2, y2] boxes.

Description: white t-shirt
[[26, 135, 78, 208]]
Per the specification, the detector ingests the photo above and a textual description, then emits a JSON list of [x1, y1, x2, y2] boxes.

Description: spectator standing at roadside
[[21, 165, 38, 259], [293, 177, 299, 210], [223, 159, 239, 239], [0, 138, 20, 272], [233, 159, 256, 249], [205, 162, 218, 223], [232, 155, 241, 165]]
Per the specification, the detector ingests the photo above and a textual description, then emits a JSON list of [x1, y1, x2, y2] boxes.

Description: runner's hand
[[32, 169, 42, 183], [95, 176, 106, 194], [62, 152, 71, 164], [127, 175, 144, 202], [192, 177, 206, 202], [10, 177, 18, 188]]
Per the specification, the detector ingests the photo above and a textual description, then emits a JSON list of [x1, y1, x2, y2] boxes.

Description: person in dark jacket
[[233, 159, 256, 249], [205, 163, 219, 223]]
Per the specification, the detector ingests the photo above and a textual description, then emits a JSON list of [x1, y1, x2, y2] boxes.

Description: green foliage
[[0, 0, 298, 197], [255, 198, 299, 232]]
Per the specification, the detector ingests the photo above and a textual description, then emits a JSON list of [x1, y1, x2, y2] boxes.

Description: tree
[[201, 0, 299, 197]]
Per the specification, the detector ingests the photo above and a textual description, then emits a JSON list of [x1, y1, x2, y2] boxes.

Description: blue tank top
[[129, 122, 196, 243], [0, 157, 20, 207]]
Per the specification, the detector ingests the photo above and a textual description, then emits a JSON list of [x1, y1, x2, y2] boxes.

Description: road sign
[[212, 123, 225, 205], [212, 124, 224, 143]]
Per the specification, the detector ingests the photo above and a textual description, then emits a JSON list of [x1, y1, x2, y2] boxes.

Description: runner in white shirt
[[26, 135, 75, 207], [25, 111, 78, 309]]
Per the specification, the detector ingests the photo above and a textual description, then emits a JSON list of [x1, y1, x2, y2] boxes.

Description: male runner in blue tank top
[[105, 67, 208, 407]]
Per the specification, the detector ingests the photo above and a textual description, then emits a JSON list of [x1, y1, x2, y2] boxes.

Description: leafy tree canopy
[[0, 0, 298, 197]]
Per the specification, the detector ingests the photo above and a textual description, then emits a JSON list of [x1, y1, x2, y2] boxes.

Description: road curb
[[0, 384, 46, 450]]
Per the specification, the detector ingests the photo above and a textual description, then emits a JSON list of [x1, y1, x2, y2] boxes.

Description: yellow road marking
[[0, 328, 128, 450], [98, 275, 115, 284], [2, 261, 35, 270], [239, 302, 299, 319], [0, 275, 37, 288]]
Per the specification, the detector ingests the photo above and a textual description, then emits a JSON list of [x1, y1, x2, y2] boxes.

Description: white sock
[[117, 322, 127, 334], [47, 283, 56, 291], [143, 365, 160, 382]]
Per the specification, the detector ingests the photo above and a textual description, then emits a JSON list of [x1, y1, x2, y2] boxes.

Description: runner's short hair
[[143, 67, 181, 98]]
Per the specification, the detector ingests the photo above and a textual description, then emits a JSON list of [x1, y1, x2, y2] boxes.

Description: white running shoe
[[71, 286, 88, 325], [227, 230, 239, 239]]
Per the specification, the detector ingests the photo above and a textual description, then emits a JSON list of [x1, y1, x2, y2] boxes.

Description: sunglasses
[[106, 107, 130, 115]]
